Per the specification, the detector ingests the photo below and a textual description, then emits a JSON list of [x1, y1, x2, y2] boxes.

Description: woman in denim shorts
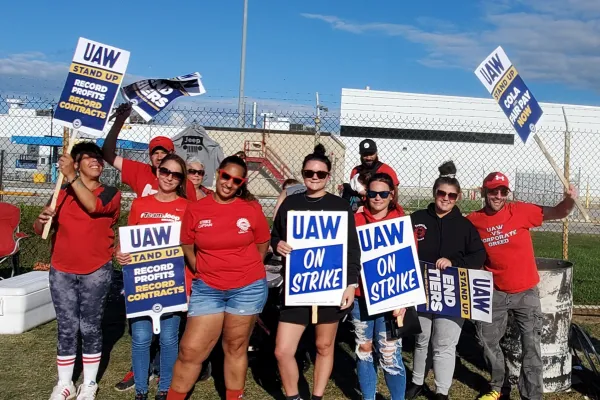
[[167, 155, 271, 400]]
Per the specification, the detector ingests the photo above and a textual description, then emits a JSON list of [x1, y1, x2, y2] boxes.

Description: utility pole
[[237, 0, 248, 128]]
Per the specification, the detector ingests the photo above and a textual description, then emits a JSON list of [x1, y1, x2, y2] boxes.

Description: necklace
[[304, 193, 325, 203]]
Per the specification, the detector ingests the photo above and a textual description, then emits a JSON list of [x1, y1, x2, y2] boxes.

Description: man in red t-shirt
[[350, 139, 400, 188], [467, 172, 577, 400]]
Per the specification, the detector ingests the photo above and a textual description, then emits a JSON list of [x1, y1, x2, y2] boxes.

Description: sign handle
[[42, 130, 78, 240], [312, 305, 318, 324], [151, 315, 162, 334], [532, 134, 590, 222], [396, 316, 404, 327]]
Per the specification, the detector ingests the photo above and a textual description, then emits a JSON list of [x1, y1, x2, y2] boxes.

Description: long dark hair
[[158, 154, 187, 199], [302, 143, 331, 171], [218, 155, 256, 202], [433, 161, 461, 196], [367, 172, 398, 211]]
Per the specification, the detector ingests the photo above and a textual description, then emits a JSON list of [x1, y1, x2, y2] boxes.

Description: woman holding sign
[[405, 161, 486, 400], [116, 154, 190, 400], [271, 144, 361, 400], [352, 172, 408, 400], [168, 155, 271, 400], [34, 142, 121, 400]]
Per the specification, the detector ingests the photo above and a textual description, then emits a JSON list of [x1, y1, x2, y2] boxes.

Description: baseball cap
[[149, 136, 174, 155], [483, 172, 510, 190], [359, 139, 377, 155]]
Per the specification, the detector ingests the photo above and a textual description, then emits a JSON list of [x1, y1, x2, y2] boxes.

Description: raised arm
[[543, 184, 577, 221], [102, 103, 132, 171]]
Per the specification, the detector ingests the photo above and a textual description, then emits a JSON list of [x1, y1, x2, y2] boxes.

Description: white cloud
[[301, 3, 600, 90]]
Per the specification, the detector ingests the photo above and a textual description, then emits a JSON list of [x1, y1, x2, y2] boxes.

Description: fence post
[[562, 107, 570, 260], [0, 150, 4, 202]]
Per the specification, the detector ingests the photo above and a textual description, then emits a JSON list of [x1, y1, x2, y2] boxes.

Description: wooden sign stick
[[397, 315, 404, 327], [312, 305, 318, 324], [42, 129, 78, 239]]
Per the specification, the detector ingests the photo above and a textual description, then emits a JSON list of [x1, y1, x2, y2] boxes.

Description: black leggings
[[49, 262, 113, 356]]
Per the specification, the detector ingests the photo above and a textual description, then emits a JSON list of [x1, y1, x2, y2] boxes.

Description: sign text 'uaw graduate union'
[[357, 216, 426, 315], [285, 211, 348, 306], [119, 222, 187, 334], [475, 46, 543, 143], [417, 262, 493, 323], [54, 37, 130, 136]]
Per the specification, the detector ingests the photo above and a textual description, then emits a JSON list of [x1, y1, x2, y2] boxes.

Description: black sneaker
[[115, 370, 135, 392], [135, 393, 148, 400], [405, 383, 424, 400], [155, 391, 168, 400], [434, 394, 449, 400], [199, 361, 212, 381]]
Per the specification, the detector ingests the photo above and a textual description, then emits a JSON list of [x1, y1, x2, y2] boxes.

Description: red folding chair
[[0, 202, 28, 279]]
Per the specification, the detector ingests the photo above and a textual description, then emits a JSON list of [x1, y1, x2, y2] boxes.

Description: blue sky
[[1, 0, 600, 111]]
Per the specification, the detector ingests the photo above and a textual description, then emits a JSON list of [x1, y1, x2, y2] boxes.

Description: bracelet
[[66, 176, 78, 185]]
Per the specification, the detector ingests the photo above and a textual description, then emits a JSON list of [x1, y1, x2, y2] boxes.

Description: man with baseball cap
[[467, 172, 577, 400], [350, 139, 399, 188]]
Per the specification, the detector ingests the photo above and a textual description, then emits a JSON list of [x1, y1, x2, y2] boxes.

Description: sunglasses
[[436, 190, 459, 201], [488, 187, 510, 196], [302, 170, 329, 179], [219, 170, 246, 185], [367, 190, 391, 199], [188, 169, 205, 176], [158, 167, 184, 181]]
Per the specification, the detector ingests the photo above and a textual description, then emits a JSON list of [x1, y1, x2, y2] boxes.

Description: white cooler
[[0, 271, 56, 334]]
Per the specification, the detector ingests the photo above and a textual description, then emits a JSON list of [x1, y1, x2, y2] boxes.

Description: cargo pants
[[477, 287, 543, 400]]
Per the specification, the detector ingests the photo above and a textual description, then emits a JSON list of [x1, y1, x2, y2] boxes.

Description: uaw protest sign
[[119, 222, 188, 333], [54, 37, 130, 136], [285, 211, 348, 306], [357, 217, 425, 315], [475, 46, 543, 143], [417, 262, 493, 323]]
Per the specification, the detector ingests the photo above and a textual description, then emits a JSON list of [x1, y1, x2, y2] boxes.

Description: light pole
[[315, 92, 328, 141], [238, 0, 248, 128]]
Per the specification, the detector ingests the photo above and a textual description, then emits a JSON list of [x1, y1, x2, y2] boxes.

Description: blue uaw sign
[[285, 211, 348, 306], [121, 72, 206, 122], [357, 217, 425, 315], [54, 37, 130, 136], [417, 262, 493, 323], [119, 222, 188, 334], [475, 46, 543, 143]]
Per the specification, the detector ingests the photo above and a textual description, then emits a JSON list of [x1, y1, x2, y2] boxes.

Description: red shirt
[[351, 163, 400, 186], [467, 202, 544, 293], [122, 159, 197, 201], [180, 195, 271, 290], [354, 207, 406, 297], [46, 185, 121, 274], [128, 195, 193, 295]]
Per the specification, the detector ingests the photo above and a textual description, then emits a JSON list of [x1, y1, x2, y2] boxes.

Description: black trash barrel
[[500, 257, 573, 393]]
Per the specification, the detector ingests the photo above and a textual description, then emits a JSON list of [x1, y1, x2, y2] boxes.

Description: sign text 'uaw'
[[475, 46, 543, 143], [357, 216, 426, 315], [54, 37, 130, 136], [417, 262, 493, 323], [285, 211, 348, 306]]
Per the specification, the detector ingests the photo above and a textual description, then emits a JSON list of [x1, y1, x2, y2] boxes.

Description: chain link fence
[[1, 93, 599, 304]]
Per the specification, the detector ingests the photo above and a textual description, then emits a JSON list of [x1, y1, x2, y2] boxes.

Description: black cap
[[359, 139, 377, 155]]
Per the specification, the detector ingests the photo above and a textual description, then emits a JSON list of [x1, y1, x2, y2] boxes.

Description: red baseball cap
[[483, 172, 510, 190], [149, 136, 174, 155]]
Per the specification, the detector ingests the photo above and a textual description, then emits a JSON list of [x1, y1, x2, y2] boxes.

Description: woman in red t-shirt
[[34, 142, 121, 400], [167, 156, 270, 400], [116, 154, 190, 400]]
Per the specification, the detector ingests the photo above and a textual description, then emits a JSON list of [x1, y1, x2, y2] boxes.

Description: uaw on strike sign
[[475, 46, 543, 144], [417, 262, 493, 323], [285, 211, 348, 306], [119, 222, 187, 333], [357, 217, 425, 315], [54, 37, 130, 136]]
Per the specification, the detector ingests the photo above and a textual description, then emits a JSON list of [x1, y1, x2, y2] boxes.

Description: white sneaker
[[76, 382, 98, 400], [49, 382, 76, 400]]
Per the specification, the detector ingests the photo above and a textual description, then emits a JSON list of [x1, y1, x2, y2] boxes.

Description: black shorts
[[279, 303, 353, 325]]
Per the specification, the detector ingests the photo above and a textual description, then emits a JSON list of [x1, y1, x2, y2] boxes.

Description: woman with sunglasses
[[352, 172, 407, 400], [271, 144, 361, 400], [116, 154, 190, 400], [405, 161, 486, 400], [167, 155, 270, 400], [186, 158, 213, 200]]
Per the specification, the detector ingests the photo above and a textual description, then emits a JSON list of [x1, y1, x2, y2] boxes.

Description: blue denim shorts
[[188, 278, 268, 317]]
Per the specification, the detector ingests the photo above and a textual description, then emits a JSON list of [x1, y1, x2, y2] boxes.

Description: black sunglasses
[[302, 170, 329, 179], [158, 167, 184, 181], [436, 189, 458, 200], [488, 187, 510, 196], [367, 190, 391, 199], [188, 169, 205, 176]]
